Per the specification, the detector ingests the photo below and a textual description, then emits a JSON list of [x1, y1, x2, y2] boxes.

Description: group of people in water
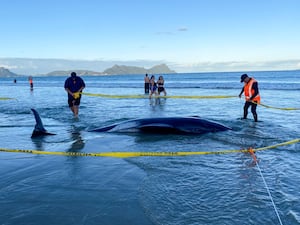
[[144, 73, 167, 98], [13, 76, 34, 90], [63, 71, 260, 123], [145, 72, 260, 122]]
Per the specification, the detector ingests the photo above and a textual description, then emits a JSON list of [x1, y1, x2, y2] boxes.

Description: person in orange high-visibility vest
[[28, 76, 33, 90], [238, 74, 260, 122]]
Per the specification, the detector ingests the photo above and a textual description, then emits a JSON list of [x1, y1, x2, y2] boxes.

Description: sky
[[1, 0, 300, 73]]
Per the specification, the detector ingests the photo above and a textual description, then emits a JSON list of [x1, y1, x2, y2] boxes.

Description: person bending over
[[64, 72, 85, 117], [239, 74, 260, 122]]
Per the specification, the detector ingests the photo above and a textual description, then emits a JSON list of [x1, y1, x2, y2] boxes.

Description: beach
[[1, 71, 300, 225]]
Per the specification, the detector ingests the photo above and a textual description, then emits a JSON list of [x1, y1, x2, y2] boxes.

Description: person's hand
[[73, 92, 80, 99], [238, 94, 242, 98]]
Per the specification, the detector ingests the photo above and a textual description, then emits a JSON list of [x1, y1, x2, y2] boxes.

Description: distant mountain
[[103, 64, 176, 75], [0, 64, 176, 77], [46, 70, 103, 76], [0, 58, 169, 75], [0, 67, 19, 77], [46, 64, 176, 76], [146, 64, 176, 74]]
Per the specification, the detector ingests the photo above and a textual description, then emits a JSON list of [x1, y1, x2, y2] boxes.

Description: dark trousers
[[243, 101, 258, 122], [145, 83, 150, 94]]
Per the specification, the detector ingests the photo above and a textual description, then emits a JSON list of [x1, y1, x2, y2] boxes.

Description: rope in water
[[0, 138, 297, 224], [81, 92, 236, 99], [2, 92, 299, 110], [0, 97, 15, 100], [252, 101, 300, 111], [0, 138, 299, 158], [249, 148, 283, 225], [257, 162, 283, 225], [81, 92, 299, 110]]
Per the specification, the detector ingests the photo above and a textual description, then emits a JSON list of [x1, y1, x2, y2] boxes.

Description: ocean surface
[[0, 71, 299, 225]]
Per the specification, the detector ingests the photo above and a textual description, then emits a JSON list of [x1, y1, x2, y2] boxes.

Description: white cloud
[[178, 27, 188, 32], [155, 26, 188, 36], [171, 60, 300, 72], [0, 64, 18, 69], [2, 57, 300, 74], [155, 31, 174, 35]]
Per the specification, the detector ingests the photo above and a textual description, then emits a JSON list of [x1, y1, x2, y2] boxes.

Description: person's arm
[[65, 88, 72, 95], [64, 79, 72, 94], [79, 79, 85, 92], [250, 82, 259, 100], [239, 88, 244, 98], [78, 87, 84, 92]]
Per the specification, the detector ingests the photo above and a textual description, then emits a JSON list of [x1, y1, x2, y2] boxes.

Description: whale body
[[90, 117, 231, 134], [30, 108, 231, 137]]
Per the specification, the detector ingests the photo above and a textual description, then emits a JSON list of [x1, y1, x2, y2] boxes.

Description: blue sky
[[1, 0, 300, 73]]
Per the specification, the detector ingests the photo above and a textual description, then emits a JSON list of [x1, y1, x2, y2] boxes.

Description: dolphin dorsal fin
[[31, 108, 47, 132], [31, 108, 55, 137]]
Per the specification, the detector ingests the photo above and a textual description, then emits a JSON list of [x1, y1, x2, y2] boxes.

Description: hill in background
[[46, 64, 175, 76], [47, 64, 175, 76], [0, 64, 175, 77], [103, 64, 175, 75], [0, 67, 20, 77]]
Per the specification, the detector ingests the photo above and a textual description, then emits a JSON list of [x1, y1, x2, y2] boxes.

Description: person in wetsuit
[[239, 74, 261, 122]]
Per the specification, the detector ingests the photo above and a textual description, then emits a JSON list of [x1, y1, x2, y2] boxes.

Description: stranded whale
[[89, 117, 231, 134], [30, 108, 231, 137]]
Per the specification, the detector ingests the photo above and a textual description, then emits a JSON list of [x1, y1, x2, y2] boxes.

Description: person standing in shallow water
[[64, 72, 85, 118], [157, 75, 167, 96], [149, 75, 157, 98], [144, 74, 150, 94], [238, 74, 260, 122], [28, 76, 33, 90]]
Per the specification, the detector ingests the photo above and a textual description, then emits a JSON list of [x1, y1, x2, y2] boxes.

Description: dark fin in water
[[31, 108, 56, 138]]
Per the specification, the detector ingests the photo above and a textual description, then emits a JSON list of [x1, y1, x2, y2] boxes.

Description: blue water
[[0, 70, 300, 225]]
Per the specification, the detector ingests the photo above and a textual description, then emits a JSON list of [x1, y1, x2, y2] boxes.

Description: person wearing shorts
[[64, 72, 85, 117]]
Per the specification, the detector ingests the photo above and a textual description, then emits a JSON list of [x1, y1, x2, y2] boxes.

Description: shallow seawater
[[0, 71, 300, 225]]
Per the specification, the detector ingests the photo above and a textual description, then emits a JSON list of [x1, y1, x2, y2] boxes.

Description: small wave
[[287, 210, 300, 224]]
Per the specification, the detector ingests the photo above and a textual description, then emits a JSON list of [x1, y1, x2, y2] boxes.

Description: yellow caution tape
[[0, 139, 299, 158], [82, 92, 145, 99], [252, 101, 300, 111], [259, 103, 300, 111], [158, 95, 237, 99], [81, 93, 298, 109], [0, 97, 15, 100], [81, 92, 236, 99]]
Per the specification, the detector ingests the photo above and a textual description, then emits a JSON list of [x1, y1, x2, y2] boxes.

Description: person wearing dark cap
[[64, 72, 85, 117], [238, 74, 260, 122]]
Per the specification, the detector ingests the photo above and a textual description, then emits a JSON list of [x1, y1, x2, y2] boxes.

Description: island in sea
[[0, 64, 176, 77], [0, 67, 20, 77], [46, 64, 176, 76]]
